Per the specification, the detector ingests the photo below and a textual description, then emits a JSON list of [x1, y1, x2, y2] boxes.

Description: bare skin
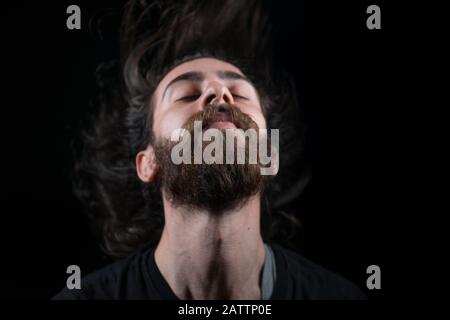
[[136, 58, 269, 299], [155, 194, 265, 299]]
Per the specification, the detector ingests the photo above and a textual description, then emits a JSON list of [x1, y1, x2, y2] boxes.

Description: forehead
[[154, 58, 246, 97]]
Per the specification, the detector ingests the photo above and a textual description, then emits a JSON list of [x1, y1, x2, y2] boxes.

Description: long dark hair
[[74, 0, 308, 258]]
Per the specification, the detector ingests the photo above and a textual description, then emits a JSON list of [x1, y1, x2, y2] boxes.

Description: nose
[[200, 81, 234, 109]]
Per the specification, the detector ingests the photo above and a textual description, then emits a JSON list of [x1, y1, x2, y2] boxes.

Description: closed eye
[[175, 95, 200, 102], [232, 94, 249, 100], [176, 94, 248, 102]]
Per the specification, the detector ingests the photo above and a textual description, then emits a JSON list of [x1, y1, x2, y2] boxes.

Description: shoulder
[[52, 247, 152, 300], [271, 244, 367, 300]]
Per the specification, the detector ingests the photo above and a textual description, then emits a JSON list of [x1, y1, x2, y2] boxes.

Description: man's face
[[140, 58, 268, 213], [152, 58, 266, 140]]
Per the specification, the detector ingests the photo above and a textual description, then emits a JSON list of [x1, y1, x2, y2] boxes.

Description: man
[[54, 0, 365, 299]]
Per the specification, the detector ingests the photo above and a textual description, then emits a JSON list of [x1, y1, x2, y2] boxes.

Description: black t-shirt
[[53, 244, 366, 300]]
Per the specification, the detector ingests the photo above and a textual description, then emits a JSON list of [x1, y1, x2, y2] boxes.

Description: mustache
[[182, 103, 259, 132]]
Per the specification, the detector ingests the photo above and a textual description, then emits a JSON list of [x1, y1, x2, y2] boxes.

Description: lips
[[183, 104, 257, 133], [207, 112, 238, 129], [209, 121, 237, 129]]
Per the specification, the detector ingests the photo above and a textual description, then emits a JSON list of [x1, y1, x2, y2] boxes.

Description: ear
[[136, 145, 159, 183], [270, 144, 280, 176], [259, 143, 279, 177]]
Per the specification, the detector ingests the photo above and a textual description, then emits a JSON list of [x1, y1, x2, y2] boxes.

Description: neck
[[155, 194, 266, 299]]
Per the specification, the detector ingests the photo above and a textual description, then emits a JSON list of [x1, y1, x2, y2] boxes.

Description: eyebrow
[[162, 70, 254, 99]]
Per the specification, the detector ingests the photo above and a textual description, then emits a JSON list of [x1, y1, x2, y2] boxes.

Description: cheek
[[254, 112, 267, 130], [155, 107, 196, 140], [243, 106, 267, 130]]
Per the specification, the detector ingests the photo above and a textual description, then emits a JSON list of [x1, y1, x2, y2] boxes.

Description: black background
[[0, 0, 395, 300]]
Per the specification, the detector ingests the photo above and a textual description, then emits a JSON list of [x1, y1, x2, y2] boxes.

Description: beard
[[153, 103, 265, 214]]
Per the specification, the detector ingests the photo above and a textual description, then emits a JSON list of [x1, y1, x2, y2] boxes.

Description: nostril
[[206, 94, 216, 104]]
